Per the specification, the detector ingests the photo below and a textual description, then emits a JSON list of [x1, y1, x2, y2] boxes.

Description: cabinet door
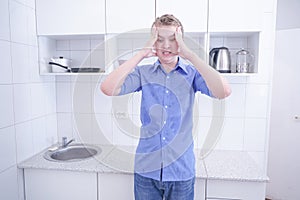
[[98, 173, 134, 200], [208, 0, 263, 32], [195, 178, 206, 200], [36, 0, 105, 35], [156, 0, 208, 33], [24, 169, 97, 200], [206, 180, 266, 200], [106, 0, 155, 33]]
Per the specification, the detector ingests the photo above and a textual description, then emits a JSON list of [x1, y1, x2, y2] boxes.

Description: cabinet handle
[[294, 115, 300, 120]]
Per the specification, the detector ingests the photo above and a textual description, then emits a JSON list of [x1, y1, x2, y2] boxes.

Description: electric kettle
[[209, 47, 231, 73]]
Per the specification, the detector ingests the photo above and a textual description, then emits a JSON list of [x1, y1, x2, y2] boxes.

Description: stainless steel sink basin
[[44, 144, 101, 162]]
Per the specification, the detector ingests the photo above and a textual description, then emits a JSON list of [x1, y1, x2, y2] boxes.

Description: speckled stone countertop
[[18, 144, 268, 182]]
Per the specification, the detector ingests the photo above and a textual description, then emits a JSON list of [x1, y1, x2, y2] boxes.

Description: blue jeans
[[134, 173, 195, 200]]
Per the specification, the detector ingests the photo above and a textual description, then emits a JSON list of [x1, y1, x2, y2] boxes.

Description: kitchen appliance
[[49, 57, 71, 72], [49, 57, 101, 73], [209, 47, 231, 73], [235, 48, 254, 73]]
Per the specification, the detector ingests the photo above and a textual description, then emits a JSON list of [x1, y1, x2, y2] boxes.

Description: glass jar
[[236, 49, 254, 73]]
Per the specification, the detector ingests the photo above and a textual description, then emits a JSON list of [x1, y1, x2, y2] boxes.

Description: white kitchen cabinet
[[208, 0, 263, 32], [106, 0, 155, 33], [206, 179, 266, 200], [36, 0, 105, 35], [156, 0, 208, 32], [98, 173, 134, 200], [24, 169, 97, 200], [195, 178, 206, 200]]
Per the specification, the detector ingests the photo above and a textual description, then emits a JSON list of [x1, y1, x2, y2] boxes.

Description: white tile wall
[[0, 0, 10, 41], [15, 121, 34, 162], [72, 82, 93, 113], [93, 114, 113, 145], [43, 83, 57, 114], [13, 84, 32, 123], [30, 83, 46, 118], [244, 118, 267, 152], [0, 1, 57, 199], [9, 1, 28, 44], [73, 113, 93, 144], [215, 118, 245, 150], [45, 114, 58, 145], [0, 40, 12, 84], [56, 113, 73, 140], [32, 117, 47, 153], [113, 117, 134, 146], [56, 82, 72, 112], [0, 85, 14, 128], [11, 43, 31, 83], [93, 83, 113, 114], [245, 84, 269, 118], [0, 127, 16, 172], [70, 40, 90, 51], [224, 84, 246, 117], [28, 46, 40, 82]]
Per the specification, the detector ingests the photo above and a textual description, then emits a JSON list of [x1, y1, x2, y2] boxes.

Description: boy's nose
[[163, 40, 170, 48]]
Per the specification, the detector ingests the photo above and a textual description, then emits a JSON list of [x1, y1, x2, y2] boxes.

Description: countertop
[[18, 144, 268, 182]]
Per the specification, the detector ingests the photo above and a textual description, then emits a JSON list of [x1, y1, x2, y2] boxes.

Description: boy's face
[[155, 25, 179, 64]]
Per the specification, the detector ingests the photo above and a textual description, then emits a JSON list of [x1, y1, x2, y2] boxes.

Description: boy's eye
[[157, 38, 164, 42]]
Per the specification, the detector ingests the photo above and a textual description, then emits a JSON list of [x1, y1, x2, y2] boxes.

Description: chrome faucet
[[61, 137, 75, 148]]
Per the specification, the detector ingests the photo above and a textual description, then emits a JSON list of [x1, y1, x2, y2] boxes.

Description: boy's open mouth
[[162, 51, 173, 55]]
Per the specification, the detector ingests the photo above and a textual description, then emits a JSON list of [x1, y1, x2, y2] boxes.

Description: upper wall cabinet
[[156, 0, 208, 33], [36, 0, 105, 35], [106, 0, 155, 33], [208, 0, 263, 32]]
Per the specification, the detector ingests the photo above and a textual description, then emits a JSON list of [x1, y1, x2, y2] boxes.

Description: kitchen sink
[[44, 144, 101, 162]]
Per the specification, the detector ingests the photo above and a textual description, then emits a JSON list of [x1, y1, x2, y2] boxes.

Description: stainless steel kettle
[[209, 47, 231, 73]]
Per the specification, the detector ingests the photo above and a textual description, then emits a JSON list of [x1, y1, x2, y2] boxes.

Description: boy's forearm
[[186, 52, 231, 99], [101, 51, 145, 96]]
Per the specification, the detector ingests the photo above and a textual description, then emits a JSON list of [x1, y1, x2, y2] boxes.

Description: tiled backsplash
[[55, 37, 105, 69]]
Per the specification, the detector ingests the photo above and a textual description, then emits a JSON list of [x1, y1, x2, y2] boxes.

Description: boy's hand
[[140, 26, 158, 58], [175, 26, 193, 59]]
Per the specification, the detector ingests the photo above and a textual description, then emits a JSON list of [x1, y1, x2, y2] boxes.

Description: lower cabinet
[[98, 173, 134, 200], [195, 178, 206, 200], [24, 169, 98, 200], [24, 169, 265, 200], [206, 179, 266, 200]]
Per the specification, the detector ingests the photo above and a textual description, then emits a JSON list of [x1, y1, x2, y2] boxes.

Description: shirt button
[[162, 137, 166, 141], [166, 76, 170, 79], [163, 121, 167, 124], [164, 105, 168, 109], [165, 90, 169, 94]]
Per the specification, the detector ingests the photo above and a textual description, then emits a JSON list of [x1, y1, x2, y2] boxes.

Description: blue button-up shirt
[[119, 57, 213, 181]]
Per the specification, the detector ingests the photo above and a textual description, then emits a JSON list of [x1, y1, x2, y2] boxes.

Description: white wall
[[276, 0, 300, 30], [0, 0, 57, 199], [267, 0, 300, 199]]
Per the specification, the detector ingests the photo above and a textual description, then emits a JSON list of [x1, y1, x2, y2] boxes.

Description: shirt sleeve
[[119, 66, 142, 95], [193, 70, 214, 98]]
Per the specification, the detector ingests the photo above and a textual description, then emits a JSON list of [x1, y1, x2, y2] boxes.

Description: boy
[[101, 14, 231, 200]]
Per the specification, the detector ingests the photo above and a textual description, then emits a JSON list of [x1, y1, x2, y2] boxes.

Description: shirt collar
[[152, 57, 188, 74]]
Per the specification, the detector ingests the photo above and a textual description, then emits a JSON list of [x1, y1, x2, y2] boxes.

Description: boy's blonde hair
[[152, 14, 184, 36]]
